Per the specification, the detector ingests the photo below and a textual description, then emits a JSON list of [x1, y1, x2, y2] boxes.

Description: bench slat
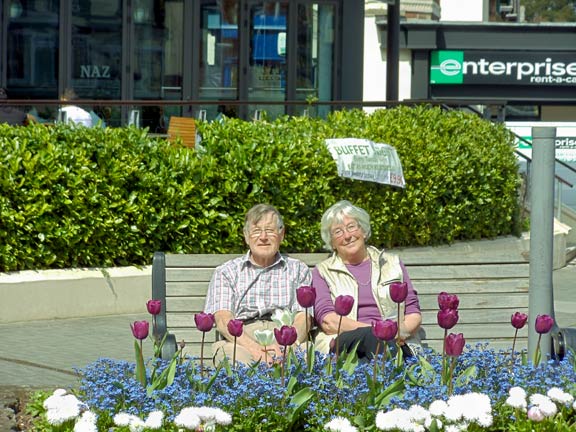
[[407, 263, 529, 279]]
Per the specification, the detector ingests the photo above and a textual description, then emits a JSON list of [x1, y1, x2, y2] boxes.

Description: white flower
[[445, 393, 492, 425], [113, 412, 145, 432], [529, 393, 550, 406], [547, 387, 574, 405], [144, 411, 164, 429], [408, 404, 430, 423], [506, 394, 527, 410], [174, 408, 201, 429], [272, 308, 296, 326], [428, 400, 448, 417], [527, 406, 545, 422], [376, 408, 419, 431], [537, 400, 557, 417], [508, 386, 527, 400], [45, 393, 85, 426], [74, 411, 98, 432], [254, 329, 275, 346], [325, 416, 358, 432]]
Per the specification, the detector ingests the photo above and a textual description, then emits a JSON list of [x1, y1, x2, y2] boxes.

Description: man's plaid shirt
[[204, 252, 312, 320]]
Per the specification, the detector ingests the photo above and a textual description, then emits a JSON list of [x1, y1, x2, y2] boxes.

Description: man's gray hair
[[243, 203, 284, 234], [320, 200, 371, 251]]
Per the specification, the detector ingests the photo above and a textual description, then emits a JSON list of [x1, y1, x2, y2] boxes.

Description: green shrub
[[0, 106, 521, 272]]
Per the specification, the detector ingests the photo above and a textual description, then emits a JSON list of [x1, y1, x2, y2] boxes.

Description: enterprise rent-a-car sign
[[430, 50, 576, 86]]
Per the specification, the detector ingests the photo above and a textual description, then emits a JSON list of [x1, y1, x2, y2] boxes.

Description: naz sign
[[430, 50, 576, 86]]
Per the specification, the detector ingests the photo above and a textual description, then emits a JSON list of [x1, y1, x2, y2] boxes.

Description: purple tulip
[[445, 333, 465, 357], [437, 292, 460, 311], [372, 319, 398, 341], [511, 312, 528, 330], [130, 320, 149, 340], [535, 314, 554, 334], [389, 282, 408, 303], [437, 308, 459, 330], [296, 285, 316, 308], [274, 325, 298, 347], [334, 295, 354, 316], [146, 299, 162, 316], [194, 312, 215, 332], [227, 319, 244, 337]]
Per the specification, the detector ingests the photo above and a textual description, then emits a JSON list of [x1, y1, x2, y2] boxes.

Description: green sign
[[430, 50, 576, 86], [430, 51, 464, 84]]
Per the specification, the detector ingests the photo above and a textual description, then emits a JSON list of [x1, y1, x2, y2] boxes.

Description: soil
[[0, 387, 39, 431]]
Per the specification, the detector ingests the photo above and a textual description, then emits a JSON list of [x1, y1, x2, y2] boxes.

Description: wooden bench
[[151, 237, 531, 360]]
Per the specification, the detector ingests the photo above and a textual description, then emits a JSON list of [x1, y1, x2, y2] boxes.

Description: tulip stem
[[200, 332, 205, 378], [281, 345, 286, 387], [335, 315, 343, 362], [510, 328, 518, 366], [232, 335, 237, 369], [382, 343, 388, 376], [534, 334, 542, 367], [305, 307, 310, 366], [442, 329, 448, 382], [372, 340, 380, 383], [447, 356, 457, 396]]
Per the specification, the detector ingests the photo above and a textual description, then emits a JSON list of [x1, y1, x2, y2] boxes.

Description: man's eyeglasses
[[331, 222, 360, 238], [249, 227, 280, 238]]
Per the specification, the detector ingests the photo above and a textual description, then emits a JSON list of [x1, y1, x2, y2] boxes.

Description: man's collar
[[241, 251, 285, 269]]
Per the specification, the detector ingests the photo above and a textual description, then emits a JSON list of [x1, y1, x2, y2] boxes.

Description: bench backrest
[[152, 240, 530, 360], [167, 116, 196, 148]]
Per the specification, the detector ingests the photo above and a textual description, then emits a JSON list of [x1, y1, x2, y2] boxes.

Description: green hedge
[[0, 106, 521, 272]]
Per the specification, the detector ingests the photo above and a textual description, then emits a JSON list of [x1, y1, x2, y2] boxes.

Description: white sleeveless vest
[[314, 246, 407, 353]]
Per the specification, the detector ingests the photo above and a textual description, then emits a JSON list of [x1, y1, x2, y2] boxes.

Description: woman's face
[[330, 215, 367, 263]]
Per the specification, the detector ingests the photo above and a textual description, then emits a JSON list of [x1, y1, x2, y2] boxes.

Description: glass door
[[294, 3, 335, 118], [198, 0, 240, 120], [246, 1, 288, 119]]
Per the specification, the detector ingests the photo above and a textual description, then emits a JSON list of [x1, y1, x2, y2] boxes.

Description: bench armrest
[[152, 251, 178, 360]]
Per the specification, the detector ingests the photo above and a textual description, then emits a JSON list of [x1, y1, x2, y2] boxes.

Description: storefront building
[[0, 0, 364, 130]]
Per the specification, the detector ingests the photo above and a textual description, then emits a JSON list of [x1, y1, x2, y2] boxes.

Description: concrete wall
[[0, 266, 151, 323]]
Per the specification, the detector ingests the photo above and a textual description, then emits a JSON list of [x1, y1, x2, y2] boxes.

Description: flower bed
[[30, 347, 576, 431], [28, 295, 576, 431]]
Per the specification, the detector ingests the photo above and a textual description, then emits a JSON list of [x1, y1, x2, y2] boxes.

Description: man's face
[[244, 212, 284, 266]]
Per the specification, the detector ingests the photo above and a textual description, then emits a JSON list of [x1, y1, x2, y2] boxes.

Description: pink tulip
[[535, 314, 554, 334], [511, 312, 528, 330], [372, 319, 398, 341], [227, 319, 244, 337], [296, 285, 316, 308], [334, 295, 354, 316], [389, 282, 408, 303], [274, 325, 298, 347], [194, 312, 215, 332], [437, 308, 459, 330], [146, 299, 162, 316], [445, 333, 465, 357], [130, 320, 149, 340], [438, 292, 459, 311]]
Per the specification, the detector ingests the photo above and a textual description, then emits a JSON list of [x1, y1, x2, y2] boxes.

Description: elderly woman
[[312, 200, 422, 359]]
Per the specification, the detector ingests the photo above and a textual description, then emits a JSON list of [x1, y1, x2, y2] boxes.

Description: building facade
[[1, 0, 364, 129]]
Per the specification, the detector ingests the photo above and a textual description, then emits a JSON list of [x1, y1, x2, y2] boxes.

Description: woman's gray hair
[[243, 203, 284, 234], [320, 200, 371, 251]]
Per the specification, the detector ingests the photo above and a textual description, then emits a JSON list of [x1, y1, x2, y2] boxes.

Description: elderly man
[[204, 203, 312, 365]]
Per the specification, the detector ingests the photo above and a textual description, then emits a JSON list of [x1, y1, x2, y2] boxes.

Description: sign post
[[528, 127, 556, 361]]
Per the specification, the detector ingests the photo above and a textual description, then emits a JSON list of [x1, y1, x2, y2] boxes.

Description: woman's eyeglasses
[[331, 222, 360, 238]]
